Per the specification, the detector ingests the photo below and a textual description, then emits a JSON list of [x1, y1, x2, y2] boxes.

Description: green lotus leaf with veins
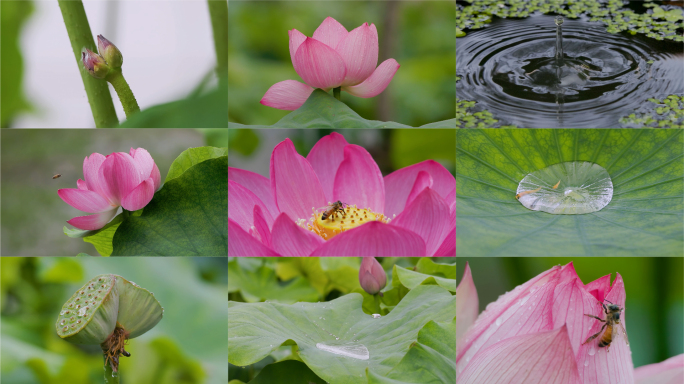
[[456, 129, 683, 256], [228, 285, 455, 384]]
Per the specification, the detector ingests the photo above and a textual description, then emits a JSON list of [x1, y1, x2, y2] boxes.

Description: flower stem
[[106, 70, 140, 118], [102, 354, 119, 384], [333, 87, 341, 101], [57, 0, 118, 128], [207, 0, 228, 79]]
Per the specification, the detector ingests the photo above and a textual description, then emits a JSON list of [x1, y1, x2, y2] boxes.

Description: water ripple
[[457, 15, 683, 128]]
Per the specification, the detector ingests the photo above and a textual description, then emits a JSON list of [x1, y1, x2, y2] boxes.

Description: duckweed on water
[[619, 95, 684, 128], [456, 77, 518, 128], [457, 0, 683, 42]]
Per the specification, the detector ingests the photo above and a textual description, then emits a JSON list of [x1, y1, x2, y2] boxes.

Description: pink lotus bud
[[359, 257, 386, 295], [82, 48, 110, 79], [58, 148, 161, 230], [97, 35, 123, 69]]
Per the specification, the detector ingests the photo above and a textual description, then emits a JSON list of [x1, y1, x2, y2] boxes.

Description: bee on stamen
[[319, 201, 348, 221]]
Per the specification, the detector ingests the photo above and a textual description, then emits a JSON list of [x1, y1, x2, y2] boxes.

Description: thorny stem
[[334, 87, 341, 101], [106, 70, 140, 118], [57, 0, 118, 128]]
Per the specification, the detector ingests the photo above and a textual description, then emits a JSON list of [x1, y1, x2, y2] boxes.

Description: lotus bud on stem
[[81, 35, 140, 118], [359, 257, 387, 297]]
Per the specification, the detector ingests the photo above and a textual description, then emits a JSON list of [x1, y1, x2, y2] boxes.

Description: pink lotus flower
[[58, 148, 161, 230], [228, 132, 455, 256], [359, 257, 387, 295], [260, 17, 400, 111], [457, 262, 683, 384]]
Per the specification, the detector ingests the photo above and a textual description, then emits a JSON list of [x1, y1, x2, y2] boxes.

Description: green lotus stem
[[102, 354, 119, 384], [106, 70, 139, 117], [57, 0, 118, 128], [207, 0, 228, 78], [334, 87, 341, 101]]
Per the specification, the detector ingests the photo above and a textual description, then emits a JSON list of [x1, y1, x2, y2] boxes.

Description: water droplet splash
[[316, 342, 370, 360], [516, 161, 612, 214], [456, 15, 683, 128]]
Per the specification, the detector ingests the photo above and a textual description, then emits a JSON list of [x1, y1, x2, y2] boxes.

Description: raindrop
[[336, 337, 339, 340], [495, 317, 503, 326], [584, 359, 589, 366], [316, 342, 369, 360], [516, 162, 612, 214]]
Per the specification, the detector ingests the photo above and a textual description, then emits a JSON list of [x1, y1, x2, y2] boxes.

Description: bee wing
[[618, 323, 629, 346], [315, 205, 331, 212]]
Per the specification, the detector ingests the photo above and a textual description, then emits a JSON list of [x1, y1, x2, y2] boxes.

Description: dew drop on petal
[[588, 344, 596, 356], [516, 161, 612, 214]]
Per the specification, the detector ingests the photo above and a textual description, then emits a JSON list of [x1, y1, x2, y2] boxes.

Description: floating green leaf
[[228, 259, 319, 303], [367, 319, 455, 384], [456, 129, 683, 256], [228, 285, 455, 384]]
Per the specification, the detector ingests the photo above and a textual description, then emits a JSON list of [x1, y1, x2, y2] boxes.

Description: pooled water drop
[[372, 314, 381, 319], [588, 344, 596, 356], [78, 307, 87, 317], [336, 337, 339, 340], [316, 342, 369, 360], [516, 162, 612, 214]]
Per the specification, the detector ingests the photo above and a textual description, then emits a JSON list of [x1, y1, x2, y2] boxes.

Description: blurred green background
[[457, 257, 684, 369], [0, 129, 220, 256], [228, 1, 455, 127], [228, 129, 456, 180], [228, 256, 455, 382], [1, 256, 227, 384]]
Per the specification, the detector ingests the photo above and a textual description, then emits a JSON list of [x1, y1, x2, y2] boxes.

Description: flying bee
[[52, 174, 61, 179], [582, 299, 629, 352], [320, 200, 347, 221]]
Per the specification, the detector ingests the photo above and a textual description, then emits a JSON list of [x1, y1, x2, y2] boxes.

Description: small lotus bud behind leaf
[[56, 274, 118, 345], [114, 276, 163, 339]]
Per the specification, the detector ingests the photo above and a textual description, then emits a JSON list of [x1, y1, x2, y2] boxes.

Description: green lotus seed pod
[[56, 274, 119, 345], [114, 276, 163, 339]]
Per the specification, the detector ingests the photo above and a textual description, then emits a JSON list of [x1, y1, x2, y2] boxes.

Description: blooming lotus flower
[[260, 17, 400, 111], [457, 262, 683, 384], [359, 257, 387, 295], [228, 132, 455, 256], [58, 148, 161, 230]]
